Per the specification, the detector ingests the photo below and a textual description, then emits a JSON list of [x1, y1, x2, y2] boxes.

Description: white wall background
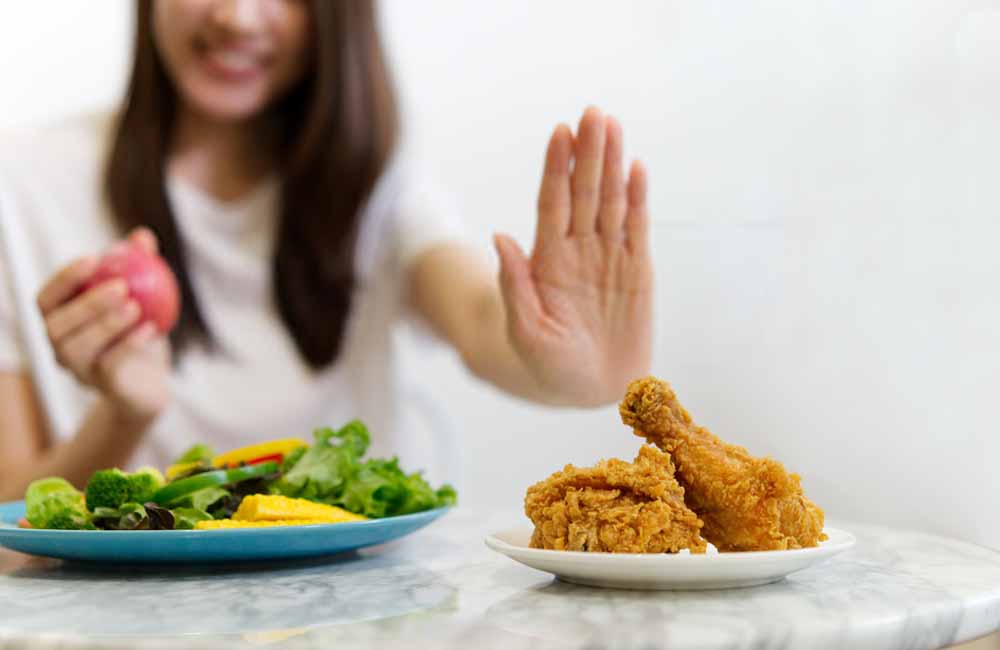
[[1, 2, 998, 546]]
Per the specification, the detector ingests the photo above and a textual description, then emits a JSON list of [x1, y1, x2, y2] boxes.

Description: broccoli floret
[[85, 469, 133, 510], [25, 477, 93, 529], [131, 467, 166, 503], [85, 468, 166, 511]]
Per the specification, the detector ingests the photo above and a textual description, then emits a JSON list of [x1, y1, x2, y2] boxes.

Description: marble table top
[[1, 509, 999, 650]]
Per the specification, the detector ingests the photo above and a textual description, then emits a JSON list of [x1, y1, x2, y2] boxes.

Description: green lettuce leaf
[[24, 478, 94, 530], [281, 445, 307, 473], [171, 507, 212, 530], [173, 444, 215, 465], [270, 422, 369, 502], [169, 486, 230, 512], [336, 458, 457, 518], [92, 502, 150, 530], [268, 419, 456, 518], [318, 419, 370, 457]]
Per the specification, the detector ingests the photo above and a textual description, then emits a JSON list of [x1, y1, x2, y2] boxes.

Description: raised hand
[[494, 107, 653, 407], [36, 229, 171, 423]]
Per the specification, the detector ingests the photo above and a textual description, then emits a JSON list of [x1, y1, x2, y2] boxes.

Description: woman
[[0, 0, 652, 500]]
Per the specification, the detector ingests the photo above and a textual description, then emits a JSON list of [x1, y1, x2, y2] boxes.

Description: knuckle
[[97, 353, 118, 378], [120, 339, 144, 358], [100, 309, 129, 335], [60, 343, 84, 369], [62, 353, 90, 384], [99, 312, 121, 334], [86, 291, 115, 317]]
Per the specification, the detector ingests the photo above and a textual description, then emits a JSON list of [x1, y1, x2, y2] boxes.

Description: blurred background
[[1, 1, 998, 547]]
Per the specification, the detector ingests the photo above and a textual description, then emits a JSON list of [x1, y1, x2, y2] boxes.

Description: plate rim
[[0, 499, 453, 539], [485, 525, 855, 562]]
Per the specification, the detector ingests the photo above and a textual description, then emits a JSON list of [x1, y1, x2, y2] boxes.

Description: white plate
[[485, 527, 855, 590]]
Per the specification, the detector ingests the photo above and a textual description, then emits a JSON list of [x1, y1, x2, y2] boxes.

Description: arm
[[409, 243, 555, 404], [409, 107, 653, 408], [0, 228, 170, 500], [0, 373, 154, 500]]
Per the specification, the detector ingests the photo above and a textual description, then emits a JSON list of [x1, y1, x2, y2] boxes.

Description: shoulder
[[0, 111, 120, 268], [356, 153, 466, 275], [362, 149, 461, 223]]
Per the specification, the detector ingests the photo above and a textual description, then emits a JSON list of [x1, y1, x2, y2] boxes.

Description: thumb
[[494, 233, 541, 338], [128, 227, 160, 255]]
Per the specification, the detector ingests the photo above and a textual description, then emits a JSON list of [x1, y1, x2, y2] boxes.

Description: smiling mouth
[[197, 40, 271, 81]]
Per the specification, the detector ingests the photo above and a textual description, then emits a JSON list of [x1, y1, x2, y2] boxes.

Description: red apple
[[83, 241, 181, 334]]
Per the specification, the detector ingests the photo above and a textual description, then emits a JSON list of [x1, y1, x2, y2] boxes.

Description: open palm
[[494, 107, 653, 407]]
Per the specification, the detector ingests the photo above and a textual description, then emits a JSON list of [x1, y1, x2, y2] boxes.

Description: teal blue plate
[[0, 501, 450, 564]]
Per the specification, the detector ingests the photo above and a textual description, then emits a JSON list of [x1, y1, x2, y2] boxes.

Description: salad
[[21, 420, 456, 531]]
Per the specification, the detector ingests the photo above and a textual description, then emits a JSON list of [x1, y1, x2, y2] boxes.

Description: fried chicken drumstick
[[525, 445, 707, 553], [619, 377, 826, 552]]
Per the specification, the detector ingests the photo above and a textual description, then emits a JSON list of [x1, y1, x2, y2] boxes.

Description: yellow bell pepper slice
[[211, 438, 308, 468], [165, 461, 203, 481]]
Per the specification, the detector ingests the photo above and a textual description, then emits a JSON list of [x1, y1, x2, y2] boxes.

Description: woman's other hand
[[494, 107, 653, 407], [36, 228, 171, 423]]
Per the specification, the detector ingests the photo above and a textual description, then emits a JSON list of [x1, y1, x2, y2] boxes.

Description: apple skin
[[82, 241, 181, 334]]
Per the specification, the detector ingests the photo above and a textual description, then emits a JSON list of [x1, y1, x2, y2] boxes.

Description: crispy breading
[[619, 376, 826, 552], [524, 445, 707, 553]]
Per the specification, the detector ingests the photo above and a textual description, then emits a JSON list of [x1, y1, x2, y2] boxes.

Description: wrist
[[524, 360, 620, 408], [102, 396, 163, 433]]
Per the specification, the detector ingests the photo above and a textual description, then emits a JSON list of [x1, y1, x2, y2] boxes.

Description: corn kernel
[[194, 519, 333, 530], [232, 494, 367, 523]]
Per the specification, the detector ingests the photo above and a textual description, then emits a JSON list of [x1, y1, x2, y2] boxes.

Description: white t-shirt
[[0, 113, 465, 483]]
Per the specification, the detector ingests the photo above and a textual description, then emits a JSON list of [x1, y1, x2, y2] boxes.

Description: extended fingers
[[535, 124, 574, 244], [598, 115, 626, 237], [569, 107, 607, 236], [625, 160, 650, 255], [494, 233, 543, 340], [539, 110, 641, 245]]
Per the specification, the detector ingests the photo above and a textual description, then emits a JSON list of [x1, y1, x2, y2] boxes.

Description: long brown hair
[[105, 1, 398, 368]]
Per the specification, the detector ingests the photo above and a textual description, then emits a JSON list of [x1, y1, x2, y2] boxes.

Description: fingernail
[[122, 301, 141, 319]]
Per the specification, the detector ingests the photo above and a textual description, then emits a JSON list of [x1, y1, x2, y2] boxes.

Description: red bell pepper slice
[[246, 453, 284, 466]]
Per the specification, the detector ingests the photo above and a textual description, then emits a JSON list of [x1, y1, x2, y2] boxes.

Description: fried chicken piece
[[524, 445, 707, 553], [619, 377, 826, 552]]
